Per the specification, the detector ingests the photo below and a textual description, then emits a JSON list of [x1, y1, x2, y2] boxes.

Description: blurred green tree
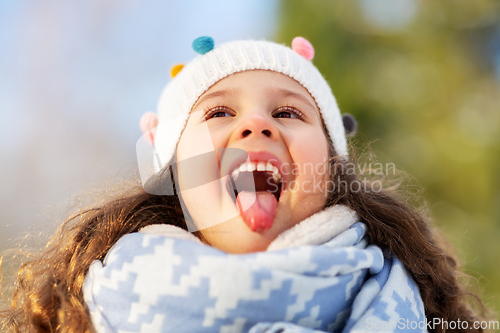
[[276, 0, 500, 313]]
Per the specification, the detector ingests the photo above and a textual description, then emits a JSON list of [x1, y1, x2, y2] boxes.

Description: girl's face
[[176, 70, 330, 253]]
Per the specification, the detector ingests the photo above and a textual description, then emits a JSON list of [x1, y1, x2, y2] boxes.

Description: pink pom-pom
[[291, 36, 314, 61], [140, 112, 158, 145]]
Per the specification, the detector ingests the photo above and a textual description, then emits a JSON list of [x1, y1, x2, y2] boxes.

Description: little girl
[[1, 36, 488, 332]]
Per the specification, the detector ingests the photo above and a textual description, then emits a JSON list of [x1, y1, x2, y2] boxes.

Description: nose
[[236, 113, 278, 141]]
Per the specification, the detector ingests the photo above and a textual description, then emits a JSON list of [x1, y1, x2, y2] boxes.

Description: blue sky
[[0, 0, 278, 246], [0, 0, 279, 146]]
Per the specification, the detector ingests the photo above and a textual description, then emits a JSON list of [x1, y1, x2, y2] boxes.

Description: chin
[[225, 241, 270, 254], [200, 216, 280, 254]]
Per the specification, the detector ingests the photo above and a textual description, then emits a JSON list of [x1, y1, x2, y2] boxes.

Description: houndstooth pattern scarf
[[83, 204, 426, 333]]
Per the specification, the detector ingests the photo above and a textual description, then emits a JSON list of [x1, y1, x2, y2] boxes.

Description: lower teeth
[[227, 171, 282, 203]]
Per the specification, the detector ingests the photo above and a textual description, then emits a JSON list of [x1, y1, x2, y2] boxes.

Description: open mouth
[[226, 160, 283, 203], [226, 152, 286, 232]]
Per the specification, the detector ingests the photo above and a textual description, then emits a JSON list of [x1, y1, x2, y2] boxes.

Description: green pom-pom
[[192, 36, 214, 55]]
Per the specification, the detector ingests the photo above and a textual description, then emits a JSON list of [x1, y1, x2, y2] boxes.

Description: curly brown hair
[[0, 138, 492, 333]]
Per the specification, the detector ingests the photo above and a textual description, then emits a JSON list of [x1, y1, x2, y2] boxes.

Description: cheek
[[175, 122, 221, 193], [287, 131, 330, 196], [175, 132, 221, 226], [292, 132, 329, 176]]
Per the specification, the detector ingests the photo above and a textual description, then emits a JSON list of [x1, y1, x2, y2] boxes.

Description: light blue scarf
[[83, 205, 426, 333]]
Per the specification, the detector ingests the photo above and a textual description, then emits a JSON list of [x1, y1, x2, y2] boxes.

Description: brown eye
[[274, 111, 297, 118], [212, 111, 231, 118], [205, 106, 234, 120], [273, 106, 302, 119]]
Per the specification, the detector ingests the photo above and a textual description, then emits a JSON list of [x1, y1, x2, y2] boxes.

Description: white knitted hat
[[150, 36, 349, 172]]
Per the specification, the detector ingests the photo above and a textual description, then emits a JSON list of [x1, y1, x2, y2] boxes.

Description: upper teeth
[[231, 161, 282, 182]]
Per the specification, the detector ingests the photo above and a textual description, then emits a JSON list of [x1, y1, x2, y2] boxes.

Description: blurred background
[[1, 0, 499, 314]]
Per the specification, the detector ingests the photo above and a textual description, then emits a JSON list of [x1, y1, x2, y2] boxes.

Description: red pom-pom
[[291, 37, 314, 61]]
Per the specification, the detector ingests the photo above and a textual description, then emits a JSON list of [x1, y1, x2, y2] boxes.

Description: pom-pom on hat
[[170, 64, 184, 78], [291, 36, 315, 61], [192, 36, 215, 55], [150, 36, 351, 172]]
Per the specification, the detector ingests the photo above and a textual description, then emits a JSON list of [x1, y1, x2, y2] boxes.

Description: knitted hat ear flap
[[342, 114, 357, 137]]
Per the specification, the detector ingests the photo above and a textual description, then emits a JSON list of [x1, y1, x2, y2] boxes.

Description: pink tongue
[[236, 191, 277, 232]]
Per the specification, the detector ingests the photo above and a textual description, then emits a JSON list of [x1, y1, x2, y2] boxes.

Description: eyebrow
[[192, 86, 318, 112], [193, 87, 240, 109], [270, 87, 318, 112]]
